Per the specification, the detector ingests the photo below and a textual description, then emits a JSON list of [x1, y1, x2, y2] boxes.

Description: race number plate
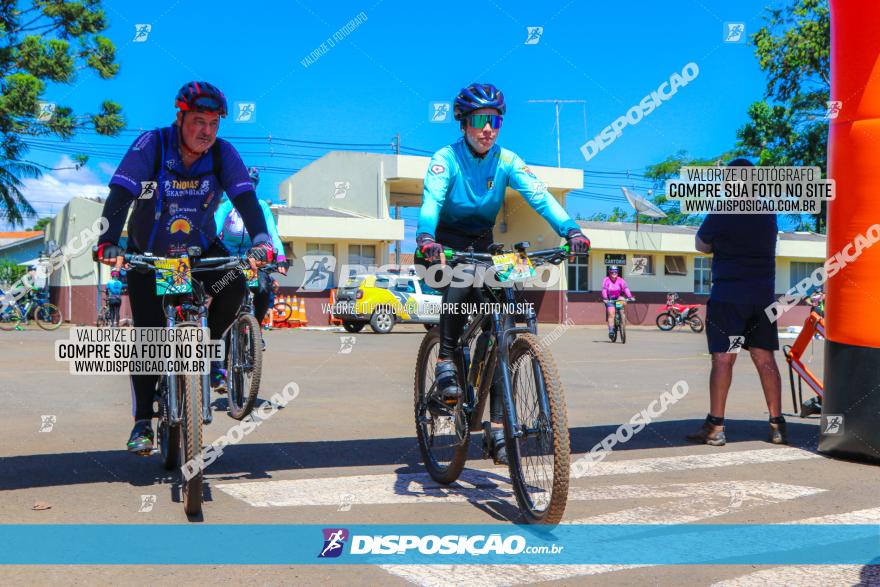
[[491, 253, 535, 283], [244, 267, 258, 288], [154, 256, 192, 295]]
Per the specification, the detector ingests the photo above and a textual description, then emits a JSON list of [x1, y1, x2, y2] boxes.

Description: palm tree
[[0, 137, 39, 226]]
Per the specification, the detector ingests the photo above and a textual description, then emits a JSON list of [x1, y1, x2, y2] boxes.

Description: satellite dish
[[622, 187, 667, 218]]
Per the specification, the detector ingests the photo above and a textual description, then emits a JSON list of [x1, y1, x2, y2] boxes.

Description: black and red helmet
[[453, 83, 506, 121], [175, 81, 228, 117]]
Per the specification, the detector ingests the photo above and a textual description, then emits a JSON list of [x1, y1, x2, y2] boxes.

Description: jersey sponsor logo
[[168, 217, 192, 235], [430, 164, 446, 175], [487, 179, 494, 190], [521, 166, 537, 179]]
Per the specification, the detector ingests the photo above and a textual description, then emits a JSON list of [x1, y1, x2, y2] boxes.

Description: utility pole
[[527, 99, 586, 167], [391, 133, 401, 266]]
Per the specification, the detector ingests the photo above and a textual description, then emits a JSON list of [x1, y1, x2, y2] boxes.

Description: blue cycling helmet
[[248, 166, 260, 187], [453, 83, 506, 121]]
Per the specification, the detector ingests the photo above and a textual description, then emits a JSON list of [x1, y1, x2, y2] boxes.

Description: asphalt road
[[1, 323, 877, 586]]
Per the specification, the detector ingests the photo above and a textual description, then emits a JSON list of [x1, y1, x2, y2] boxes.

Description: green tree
[[27, 216, 51, 231], [642, 0, 830, 232], [0, 258, 26, 287], [736, 0, 830, 232], [0, 1, 124, 226], [643, 151, 731, 226]]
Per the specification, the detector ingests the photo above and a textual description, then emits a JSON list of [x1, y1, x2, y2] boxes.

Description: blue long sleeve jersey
[[416, 138, 579, 238], [213, 197, 286, 259]]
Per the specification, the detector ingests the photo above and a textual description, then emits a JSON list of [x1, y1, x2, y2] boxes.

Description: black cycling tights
[[429, 224, 504, 422], [252, 268, 273, 325], [126, 243, 247, 421]]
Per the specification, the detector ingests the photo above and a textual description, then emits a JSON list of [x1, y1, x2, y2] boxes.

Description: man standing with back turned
[[687, 158, 786, 446]]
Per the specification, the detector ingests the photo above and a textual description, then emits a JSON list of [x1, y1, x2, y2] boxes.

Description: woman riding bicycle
[[214, 166, 289, 331], [601, 265, 634, 340], [96, 81, 275, 454], [416, 82, 591, 464]]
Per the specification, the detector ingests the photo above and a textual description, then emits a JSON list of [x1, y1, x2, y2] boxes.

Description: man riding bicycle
[[96, 81, 275, 453], [601, 265, 634, 340], [214, 166, 288, 335], [416, 82, 590, 465]]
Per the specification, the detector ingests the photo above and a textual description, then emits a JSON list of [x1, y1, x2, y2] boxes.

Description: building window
[[349, 244, 376, 269], [306, 243, 335, 288], [790, 262, 822, 294], [665, 255, 687, 276], [694, 256, 712, 294], [567, 256, 589, 292]]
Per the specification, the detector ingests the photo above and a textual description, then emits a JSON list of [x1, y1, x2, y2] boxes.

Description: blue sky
[[19, 0, 781, 241]]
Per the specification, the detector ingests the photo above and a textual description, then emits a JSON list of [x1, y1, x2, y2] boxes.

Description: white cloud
[[98, 161, 116, 177], [51, 155, 102, 184], [2, 160, 108, 229]]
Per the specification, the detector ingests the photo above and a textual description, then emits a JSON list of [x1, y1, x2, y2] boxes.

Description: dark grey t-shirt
[[697, 214, 777, 304]]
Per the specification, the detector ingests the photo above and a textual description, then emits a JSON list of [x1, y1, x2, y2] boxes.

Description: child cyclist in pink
[[601, 265, 634, 340]]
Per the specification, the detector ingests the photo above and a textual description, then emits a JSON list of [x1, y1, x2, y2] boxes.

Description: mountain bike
[[413, 242, 576, 525], [609, 297, 634, 343], [0, 292, 63, 331], [113, 247, 245, 516]]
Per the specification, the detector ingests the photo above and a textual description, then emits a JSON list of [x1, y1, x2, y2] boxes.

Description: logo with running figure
[[301, 255, 337, 291], [724, 22, 745, 43], [525, 26, 544, 44], [727, 336, 745, 353], [318, 528, 349, 558], [821, 414, 844, 435], [429, 102, 452, 123]]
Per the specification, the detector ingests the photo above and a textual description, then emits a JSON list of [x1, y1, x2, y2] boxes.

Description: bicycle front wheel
[[619, 310, 627, 344], [227, 313, 262, 420], [35, 303, 63, 330], [179, 372, 204, 516], [504, 333, 570, 525], [0, 305, 22, 331], [413, 328, 469, 484]]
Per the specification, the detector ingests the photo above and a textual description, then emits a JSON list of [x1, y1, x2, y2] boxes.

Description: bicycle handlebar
[[124, 253, 246, 273], [415, 244, 578, 265]]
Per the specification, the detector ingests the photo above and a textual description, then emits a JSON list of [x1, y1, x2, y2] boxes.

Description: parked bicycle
[[0, 290, 63, 331], [656, 292, 704, 333], [413, 242, 576, 525], [114, 247, 247, 516], [609, 297, 635, 344]]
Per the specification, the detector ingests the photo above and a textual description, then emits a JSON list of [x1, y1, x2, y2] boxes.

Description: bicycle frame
[[452, 275, 543, 438]]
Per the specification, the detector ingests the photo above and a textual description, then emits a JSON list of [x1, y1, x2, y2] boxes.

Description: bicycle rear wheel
[[227, 313, 262, 420], [504, 333, 570, 525], [179, 372, 203, 516], [273, 302, 293, 323], [35, 303, 62, 330], [0, 305, 22, 331], [413, 328, 469, 484]]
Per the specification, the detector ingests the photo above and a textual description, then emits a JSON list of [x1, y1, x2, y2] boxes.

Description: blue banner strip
[[0, 525, 878, 565]]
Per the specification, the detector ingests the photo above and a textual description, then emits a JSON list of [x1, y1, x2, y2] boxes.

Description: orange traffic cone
[[289, 296, 301, 328], [328, 290, 342, 325], [298, 298, 308, 326]]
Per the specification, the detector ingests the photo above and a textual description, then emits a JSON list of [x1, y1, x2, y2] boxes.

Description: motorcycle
[[656, 293, 704, 333]]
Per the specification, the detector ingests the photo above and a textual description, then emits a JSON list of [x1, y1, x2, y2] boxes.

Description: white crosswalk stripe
[[215, 447, 822, 507]]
